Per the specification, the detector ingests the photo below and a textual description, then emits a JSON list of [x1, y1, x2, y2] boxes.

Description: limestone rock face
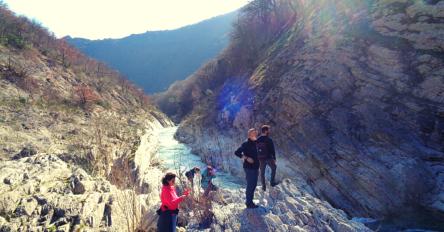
[[0, 154, 109, 231], [0, 112, 172, 231], [184, 179, 370, 232], [0, 153, 166, 232], [166, 0, 444, 218]]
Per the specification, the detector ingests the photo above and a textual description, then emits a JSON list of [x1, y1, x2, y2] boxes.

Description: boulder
[[21, 198, 38, 216], [12, 146, 37, 160], [3, 177, 12, 185], [70, 174, 86, 195]]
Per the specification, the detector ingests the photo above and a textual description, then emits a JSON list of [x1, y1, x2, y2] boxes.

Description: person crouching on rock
[[157, 172, 190, 232], [201, 165, 218, 197], [235, 128, 260, 209], [185, 166, 200, 190]]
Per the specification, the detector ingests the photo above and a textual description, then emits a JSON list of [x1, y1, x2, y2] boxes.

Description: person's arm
[[235, 143, 254, 163], [163, 188, 187, 209], [235, 143, 245, 158], [269, 138, 276, 160], [170, 195, 185, 208]]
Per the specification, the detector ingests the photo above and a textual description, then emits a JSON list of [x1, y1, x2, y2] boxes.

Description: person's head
[[193, 167, 201, 173], [162, 172, 176, 186], [207, 166, 215, 176], [261, 125, 271, 136], [248, 128, 258, 141]]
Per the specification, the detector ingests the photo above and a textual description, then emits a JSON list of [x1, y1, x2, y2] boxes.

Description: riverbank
[[152, 126, 370, 231]]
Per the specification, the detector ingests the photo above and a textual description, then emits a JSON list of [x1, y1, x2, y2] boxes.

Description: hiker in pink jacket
[[157, 172, 190, 232]]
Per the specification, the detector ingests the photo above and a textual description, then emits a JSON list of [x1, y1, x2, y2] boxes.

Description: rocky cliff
[[157, 0, 444, 220], [184, 179, 371, 232], [0, 5, 173, 231]]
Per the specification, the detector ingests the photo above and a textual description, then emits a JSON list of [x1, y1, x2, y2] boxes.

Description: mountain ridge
[[67, 11, 237, 93]]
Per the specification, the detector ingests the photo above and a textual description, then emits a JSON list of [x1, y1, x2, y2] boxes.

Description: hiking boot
[[271, 181, 280, 187], [246, 203, 259, 209]]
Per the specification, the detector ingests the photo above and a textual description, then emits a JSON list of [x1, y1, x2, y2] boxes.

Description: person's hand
[[246, 157, 254, 164], [183, 189, 191, 197], [242, 155, 254, 163]]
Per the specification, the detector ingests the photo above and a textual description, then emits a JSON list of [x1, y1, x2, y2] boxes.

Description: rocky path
[[184, 179, 371, 232]]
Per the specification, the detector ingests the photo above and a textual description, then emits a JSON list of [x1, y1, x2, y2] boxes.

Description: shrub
[[97, 100, 112, 109], [74, 84, 101, 110], [6, 34, 27, 49], [18, 96, 27, 104], [46, 225, 56, 232]]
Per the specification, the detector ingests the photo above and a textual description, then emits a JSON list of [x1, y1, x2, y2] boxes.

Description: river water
[[155, 126, 444, 232], [155, 126, 242, 190]]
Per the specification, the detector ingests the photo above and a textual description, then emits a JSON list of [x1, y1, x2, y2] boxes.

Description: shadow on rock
[[240, 207, 270, 232]]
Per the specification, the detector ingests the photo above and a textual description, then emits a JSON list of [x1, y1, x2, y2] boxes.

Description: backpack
[[257, 141, 269, 159]]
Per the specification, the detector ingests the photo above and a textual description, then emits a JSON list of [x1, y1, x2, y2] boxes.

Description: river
[[155, 126, 242, 190]]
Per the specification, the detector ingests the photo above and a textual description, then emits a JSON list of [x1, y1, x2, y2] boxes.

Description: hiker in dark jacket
[[185, 166, 200, 189], [235, 128, 260, 209], [257, 125, 278, 191]]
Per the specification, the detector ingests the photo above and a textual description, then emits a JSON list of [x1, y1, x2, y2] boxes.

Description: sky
[[4, 0, 250, 39]]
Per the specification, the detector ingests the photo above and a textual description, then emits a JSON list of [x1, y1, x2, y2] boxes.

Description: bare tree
[[74, 84, 101, 109], [112, 158, 142, 232]]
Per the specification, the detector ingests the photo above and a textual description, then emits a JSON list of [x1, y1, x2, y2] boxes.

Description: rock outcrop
[[0, 112, 173, 231], [158, 0, 444, 219], [0, 153, 167, 231], [183, 179, 370, 232]]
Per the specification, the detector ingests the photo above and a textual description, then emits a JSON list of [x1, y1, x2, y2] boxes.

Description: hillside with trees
[[66, 11, 237, 93], [0, 2, 173, 231]]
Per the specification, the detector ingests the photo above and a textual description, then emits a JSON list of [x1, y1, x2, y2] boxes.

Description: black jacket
[[185, 169, 196, 180], [235, 139, 260, 170], [256, 135, 276, 160]]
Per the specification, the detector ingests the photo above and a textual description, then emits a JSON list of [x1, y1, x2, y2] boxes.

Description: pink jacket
[[160, 185, 184, 211]]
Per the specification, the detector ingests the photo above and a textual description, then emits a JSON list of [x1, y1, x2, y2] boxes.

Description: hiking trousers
[[244, 168, 258, 205], [259, 159, 277, 187], [157, 210, 178, 232]]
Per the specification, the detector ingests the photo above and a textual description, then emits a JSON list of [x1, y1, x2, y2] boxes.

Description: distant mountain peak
[[67, 11, 238, 93]]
